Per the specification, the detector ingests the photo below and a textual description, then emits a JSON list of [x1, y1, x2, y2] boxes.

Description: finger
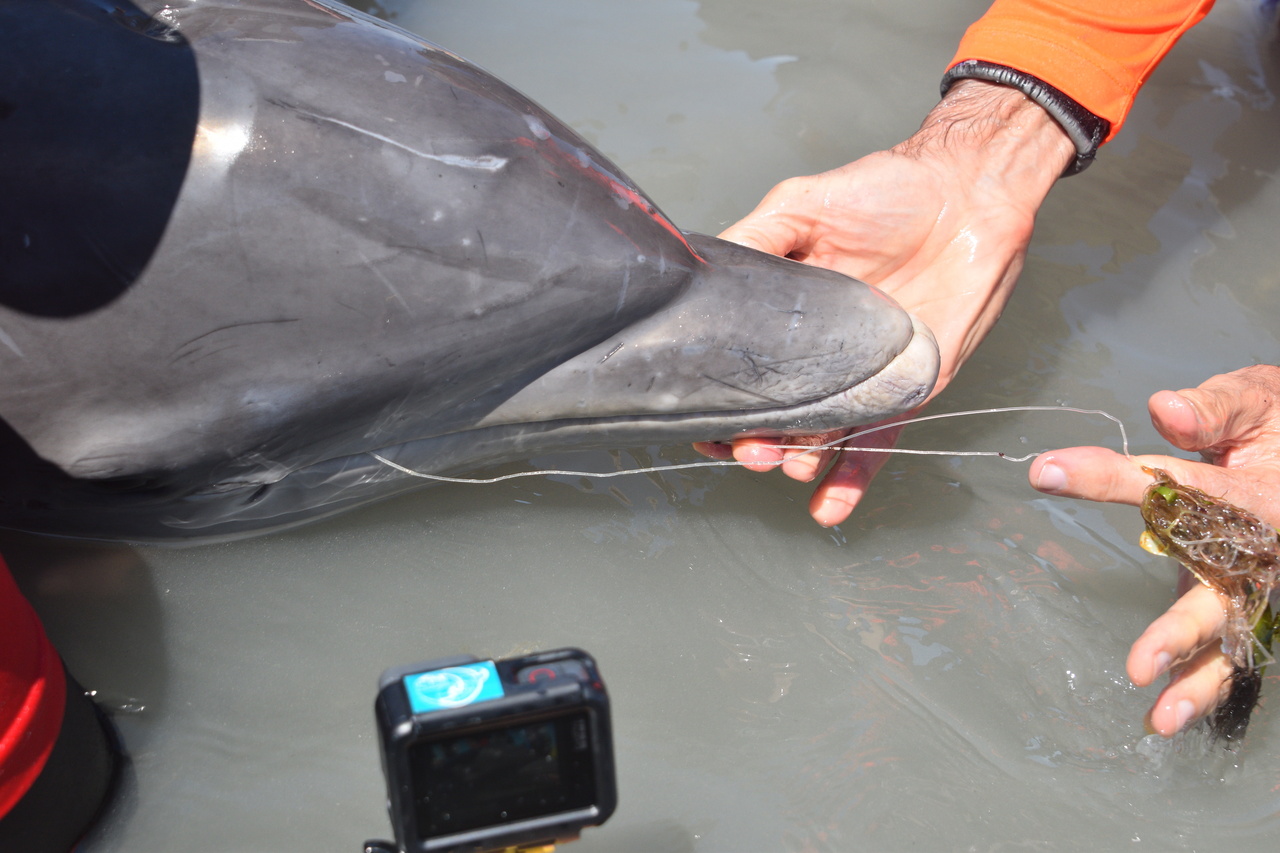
[[1126, 582, 1226, 687], [776, 433, 845, 482], [691, 440, 734, 461], [1145, 642, 1234, 737], [717, 217, 801, 258], [806, 450, 890, 527], [1028, 446, 1262, 508], [730, 434, 836, 481], [716, 216, 793, 256], [717, 186, 810, 259], [727, 436, 789, 473], [806, 423, 904, 527], [1147, 389, 1208, 451], [1028, 447, 1153, 505], [1150, 365, 1280, 455]]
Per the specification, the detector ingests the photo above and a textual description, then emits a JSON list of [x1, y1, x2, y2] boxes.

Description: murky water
[[10, 0, 1280, 850]]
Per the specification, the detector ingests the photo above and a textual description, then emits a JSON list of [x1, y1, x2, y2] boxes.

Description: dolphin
[[0, 0, 938, 541]]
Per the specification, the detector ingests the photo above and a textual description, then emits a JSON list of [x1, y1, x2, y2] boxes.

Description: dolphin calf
[[0, 0, 938, 541]]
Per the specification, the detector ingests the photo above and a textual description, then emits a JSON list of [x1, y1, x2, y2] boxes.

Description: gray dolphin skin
[[0, 0, 938, 541]]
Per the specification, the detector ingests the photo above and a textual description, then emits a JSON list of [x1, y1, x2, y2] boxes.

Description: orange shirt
[[0, 557, 64, 819], [950, 0, 1216, 141]]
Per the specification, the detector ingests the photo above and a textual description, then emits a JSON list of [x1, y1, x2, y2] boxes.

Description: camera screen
[[410, 709, 598, 839]]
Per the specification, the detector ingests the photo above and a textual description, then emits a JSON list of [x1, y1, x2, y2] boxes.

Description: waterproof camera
[[372, 648, 616, 853]]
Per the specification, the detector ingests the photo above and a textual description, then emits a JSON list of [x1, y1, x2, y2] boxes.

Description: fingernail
[[785, 455, 819, 482], [1153, 651, 1172, 679], [1034, 462, 1068, 494], [1174, 699, 1196, 732], [816, 498, 852, 528]]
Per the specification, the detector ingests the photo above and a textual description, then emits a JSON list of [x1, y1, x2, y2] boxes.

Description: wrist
[[942, 61, 1109, 175], [895, 79, 1075, 201]]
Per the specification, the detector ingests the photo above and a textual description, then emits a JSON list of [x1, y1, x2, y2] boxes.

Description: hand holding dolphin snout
[[698, 80, 1074, 526]]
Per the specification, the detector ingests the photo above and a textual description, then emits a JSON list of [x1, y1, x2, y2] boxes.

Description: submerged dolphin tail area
[[0, 0, 938, 540]]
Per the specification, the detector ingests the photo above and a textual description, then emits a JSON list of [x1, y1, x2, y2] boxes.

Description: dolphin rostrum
[[0, 0, 938, 540]]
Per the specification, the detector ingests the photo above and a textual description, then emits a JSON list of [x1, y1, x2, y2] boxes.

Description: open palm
[[697, 80, 1074, 525]]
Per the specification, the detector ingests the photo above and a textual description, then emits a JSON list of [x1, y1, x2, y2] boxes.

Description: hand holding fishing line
[[695, 79, 1074, 526], [1030, 365, 1280, 737]]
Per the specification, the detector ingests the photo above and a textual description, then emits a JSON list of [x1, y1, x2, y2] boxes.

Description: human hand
[[697, 80, 1074, 526], [1028, 365, 1280, 736]]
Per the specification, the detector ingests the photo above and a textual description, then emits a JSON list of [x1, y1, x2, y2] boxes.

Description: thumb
[[1149, 365, 1280, 455], [717, 214, 802, 259]]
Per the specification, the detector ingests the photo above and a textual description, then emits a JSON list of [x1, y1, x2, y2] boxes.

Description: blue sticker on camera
[[404, 661, 505, 715]]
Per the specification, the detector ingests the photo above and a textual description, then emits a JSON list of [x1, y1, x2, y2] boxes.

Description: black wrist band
[[940, 59, 1110, 176]]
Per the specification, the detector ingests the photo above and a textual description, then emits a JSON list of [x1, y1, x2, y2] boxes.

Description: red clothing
[[0, 557, 64, 819], [950, 0, 1216, 141]]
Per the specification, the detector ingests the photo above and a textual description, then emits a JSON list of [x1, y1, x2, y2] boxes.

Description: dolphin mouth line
[[365, 317, 939, 475], [136, 320, 934, 540]]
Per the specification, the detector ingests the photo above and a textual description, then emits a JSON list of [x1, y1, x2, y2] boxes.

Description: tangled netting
[[1140, 468, 1280, 672]]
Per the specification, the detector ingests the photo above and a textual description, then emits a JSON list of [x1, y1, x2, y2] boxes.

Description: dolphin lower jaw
[[466, 313, 938, 443]]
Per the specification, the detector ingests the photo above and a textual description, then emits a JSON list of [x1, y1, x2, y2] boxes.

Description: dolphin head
[[0, 0, 938, 540]]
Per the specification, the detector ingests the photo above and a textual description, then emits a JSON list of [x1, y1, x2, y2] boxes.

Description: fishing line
[[768, 405, 1130, 461], [371, 405, 1130, 485]]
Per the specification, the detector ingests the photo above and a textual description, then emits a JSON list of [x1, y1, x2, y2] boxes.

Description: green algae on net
[[1139, 467, 1280, 744]]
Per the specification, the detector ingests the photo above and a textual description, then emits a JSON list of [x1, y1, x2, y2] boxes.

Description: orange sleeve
[[950, 0, 1215, 141]]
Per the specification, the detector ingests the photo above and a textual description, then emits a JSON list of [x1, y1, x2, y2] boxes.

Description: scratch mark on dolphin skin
[[357, 250, 412, 313], [614, 269, 630, 317], [605, 221, 645, 255], [286, 104, 507, 171], [725, 346, 784, 383], [83, 233, 133, 288], [598, 342, 625, 364], [763, 300, 806, 321], [171, 319, 300, 364], [698, 373, 786, 405], [177, 342, 242, 368], [334, 298, 372, 320], [0, 326, 24, 358]]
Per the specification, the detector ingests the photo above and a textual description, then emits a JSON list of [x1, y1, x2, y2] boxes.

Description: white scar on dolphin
[[296, 110, 510, 172]]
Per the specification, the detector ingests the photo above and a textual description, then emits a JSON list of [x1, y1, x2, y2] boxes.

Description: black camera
[[371, 648, 616, 853]]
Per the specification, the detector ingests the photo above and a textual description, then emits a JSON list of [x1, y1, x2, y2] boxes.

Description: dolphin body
[[0, 0, 938, 541]]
